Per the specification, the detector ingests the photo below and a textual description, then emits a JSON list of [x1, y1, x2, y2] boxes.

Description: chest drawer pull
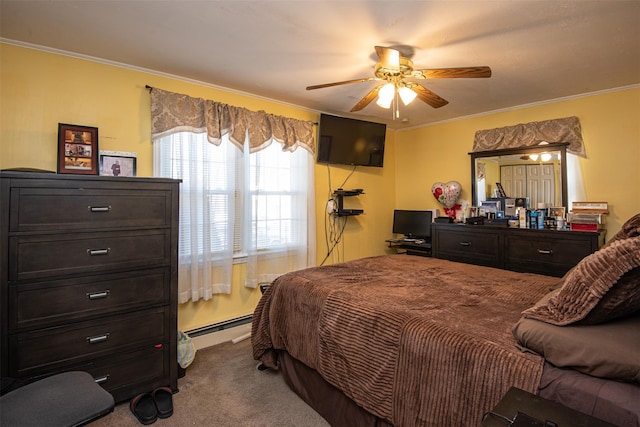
[[94, 375, 110, 385], [87, 290, 110, 300], [88, 205, 111, 213], [87, 248, 111, 256], [537, 249, 554, 255], [87, 333, 110, 344], [459, 242, 472, 246]]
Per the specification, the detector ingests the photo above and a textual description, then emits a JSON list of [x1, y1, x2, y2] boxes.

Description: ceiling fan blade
[[375, 46, 400, 71], [409, 84, 449, 108], [413, 66, 492, 79], [306, 77, 379, 90], [350, 85, 383, 112]]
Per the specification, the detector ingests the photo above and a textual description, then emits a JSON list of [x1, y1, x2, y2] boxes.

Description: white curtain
[[243, 141, 316, 288], [154, 132, 238, 303], [567, 153, 586, 210], [154, 132, 315, 302]]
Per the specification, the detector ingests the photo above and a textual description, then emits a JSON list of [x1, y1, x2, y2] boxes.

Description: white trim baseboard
[[190, 323, 252, 350]]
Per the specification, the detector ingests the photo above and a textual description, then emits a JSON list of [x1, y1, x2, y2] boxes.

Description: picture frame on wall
[[99, 151, 137, 177], [57, 123, 99, 175]]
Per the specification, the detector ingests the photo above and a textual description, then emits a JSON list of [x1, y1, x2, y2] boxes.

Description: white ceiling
[[2, 1, 639, 129]]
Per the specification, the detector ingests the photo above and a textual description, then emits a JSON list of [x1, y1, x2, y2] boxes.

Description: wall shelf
[[332, 188, 364, 216]]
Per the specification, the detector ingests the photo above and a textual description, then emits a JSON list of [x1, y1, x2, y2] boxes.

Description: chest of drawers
[[1, 172, 180, 402], [432, 223, 605, 277]]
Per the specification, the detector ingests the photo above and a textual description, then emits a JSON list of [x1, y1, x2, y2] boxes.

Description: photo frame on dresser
[[99, 151, 137, 177], [57, 123, 99, 175], [549, 207, 566, 218]]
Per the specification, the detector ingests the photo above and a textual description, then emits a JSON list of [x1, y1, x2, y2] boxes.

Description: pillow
[[583, 267, 640, 324], [523, 236, 640, 325], [513, 314, 640, 384], [602, 212, 640, 249]]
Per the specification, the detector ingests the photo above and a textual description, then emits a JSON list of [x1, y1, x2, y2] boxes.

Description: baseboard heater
[[186, 314, 253, 338]]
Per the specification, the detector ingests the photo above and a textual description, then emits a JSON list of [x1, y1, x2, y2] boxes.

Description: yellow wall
[[3, 43, 638, 332], [0, 43, 396, 331], [395, 88, 640, 236]]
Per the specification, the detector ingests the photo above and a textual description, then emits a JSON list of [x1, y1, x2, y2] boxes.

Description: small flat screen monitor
[[392, 210, 433, 238]]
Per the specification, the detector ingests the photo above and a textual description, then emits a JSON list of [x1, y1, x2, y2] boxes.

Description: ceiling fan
[[306, 46, 491, 115]]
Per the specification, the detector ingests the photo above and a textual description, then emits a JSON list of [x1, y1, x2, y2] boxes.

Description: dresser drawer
[[78, 345, 169, 402], [16, 345, 169, 404], [9, 268, 170, 330], [506, 235, 596, 276], [434, 228, 501, 267], [11, 307, 168, 376], [9, 187, 172, 232], [9, 229, 170, 281]]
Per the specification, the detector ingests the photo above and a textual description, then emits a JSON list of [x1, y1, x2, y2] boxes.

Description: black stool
[[0, 371, 114, 427]]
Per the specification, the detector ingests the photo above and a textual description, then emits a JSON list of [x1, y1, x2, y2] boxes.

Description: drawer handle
[[88, 206, 111, 213], [87, 333, 110, 344], [94, 375, 110, 384], [87, 290, 110, 300], [459, 242, 471, 246], [537, 249, 554, 255], [87, 248, 110, 256]]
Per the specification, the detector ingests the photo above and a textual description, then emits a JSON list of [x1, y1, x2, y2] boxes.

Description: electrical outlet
[[327, 199, 336, 214]]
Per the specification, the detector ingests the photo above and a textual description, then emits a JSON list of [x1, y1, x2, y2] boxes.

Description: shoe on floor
[[130, 392, 158, 425], [152, 387, 174, 419]]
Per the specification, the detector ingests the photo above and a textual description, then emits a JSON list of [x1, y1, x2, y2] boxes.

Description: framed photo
[[496, 182, 507, 198], [58, 123, 99, 175], [99, 151, 137, 177], [480, 200, 500, 213], [549, 207, 566, 218], [467, 206, 479, 218]]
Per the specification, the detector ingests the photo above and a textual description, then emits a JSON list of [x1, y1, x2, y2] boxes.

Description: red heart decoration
[[431, 181, 462, 208]]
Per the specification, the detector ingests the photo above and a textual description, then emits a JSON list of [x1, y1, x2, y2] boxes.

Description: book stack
[[569, 202, 608, 232]]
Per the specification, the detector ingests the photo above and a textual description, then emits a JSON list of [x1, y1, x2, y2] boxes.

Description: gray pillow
[[513, 314, 640, 383]]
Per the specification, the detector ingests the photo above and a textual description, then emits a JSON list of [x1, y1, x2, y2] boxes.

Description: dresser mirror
[[470, 142, 568, 209]]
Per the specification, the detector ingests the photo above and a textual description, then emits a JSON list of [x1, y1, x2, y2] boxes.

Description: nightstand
[[482, 387, 616, 427]]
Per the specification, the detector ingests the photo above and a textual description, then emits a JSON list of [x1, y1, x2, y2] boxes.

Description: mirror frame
[[470, 142, 569, 208]]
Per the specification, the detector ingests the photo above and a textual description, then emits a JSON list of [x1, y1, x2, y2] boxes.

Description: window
[[155, 131, 238, 260], [154, 131, 313, 301], [249, 142, 307, 252]]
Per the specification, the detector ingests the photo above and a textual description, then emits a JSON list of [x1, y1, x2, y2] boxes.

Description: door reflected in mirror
[[470, 143, 568, 210]]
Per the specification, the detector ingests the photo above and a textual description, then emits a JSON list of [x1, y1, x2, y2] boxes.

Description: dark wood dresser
[[0, 171, 180, 403], [432, 223, 605, 277]]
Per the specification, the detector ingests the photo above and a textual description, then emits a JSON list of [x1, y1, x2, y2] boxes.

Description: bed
[[252, 215, 640, 427]]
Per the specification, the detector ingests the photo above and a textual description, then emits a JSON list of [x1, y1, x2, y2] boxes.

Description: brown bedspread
[[252, 255, 559, 426]]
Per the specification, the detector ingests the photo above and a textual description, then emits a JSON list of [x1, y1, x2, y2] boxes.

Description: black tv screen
[[392, 210, 433, 238], [317, 113, 386, 167]]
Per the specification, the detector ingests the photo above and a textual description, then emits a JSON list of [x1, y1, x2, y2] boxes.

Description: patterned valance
[[473, 116, 585, 157], [150, 88, 315, 154]]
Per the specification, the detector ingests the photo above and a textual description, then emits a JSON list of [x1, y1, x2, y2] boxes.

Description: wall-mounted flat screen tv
[[317, 113, 386, 167]]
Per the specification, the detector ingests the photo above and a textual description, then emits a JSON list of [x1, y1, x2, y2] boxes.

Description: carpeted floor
[[90, 339, 329, 426]]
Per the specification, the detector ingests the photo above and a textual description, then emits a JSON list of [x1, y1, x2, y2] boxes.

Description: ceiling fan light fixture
[[398, 86, 417, 105], [376, 83, 395, 109], [529, 154, 539, 161], [308, 45, 491, 114]]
